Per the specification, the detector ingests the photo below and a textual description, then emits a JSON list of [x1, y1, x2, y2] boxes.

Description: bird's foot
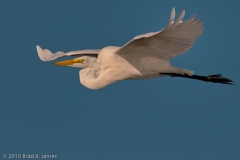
[[207, 74, 234, 85]]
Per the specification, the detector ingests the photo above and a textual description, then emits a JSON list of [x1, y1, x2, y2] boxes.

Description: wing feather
[[36, 45, 100, 62], [116, 8, 204, 60]]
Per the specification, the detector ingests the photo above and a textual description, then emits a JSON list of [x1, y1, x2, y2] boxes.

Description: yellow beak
[[52, 58, 83, 66]]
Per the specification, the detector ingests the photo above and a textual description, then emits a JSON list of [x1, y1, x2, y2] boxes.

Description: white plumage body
[[80, 46, 193, 89]]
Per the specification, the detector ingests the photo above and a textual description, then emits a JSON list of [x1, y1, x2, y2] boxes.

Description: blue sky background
[[0, 0, 239, 159]]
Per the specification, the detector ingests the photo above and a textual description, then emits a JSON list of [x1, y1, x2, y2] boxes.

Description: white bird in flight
[[37, 7, 233, 89]]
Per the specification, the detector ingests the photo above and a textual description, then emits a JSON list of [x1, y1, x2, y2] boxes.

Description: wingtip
[[36, 45, 42, 54], [36, 45, 43, 54], [169, 7, 176, 24], [36, 45, 47, 61], [171, 7, 176, 17], [182, 9, 185, 15], [174, 9, 186, 24], [36, 44, 41, 50]]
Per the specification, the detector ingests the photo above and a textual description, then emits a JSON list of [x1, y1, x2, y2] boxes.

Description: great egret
[[37, 7, 233, 89]]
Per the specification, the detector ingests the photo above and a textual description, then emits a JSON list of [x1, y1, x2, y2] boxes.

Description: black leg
[[161, 73, 234, 85]]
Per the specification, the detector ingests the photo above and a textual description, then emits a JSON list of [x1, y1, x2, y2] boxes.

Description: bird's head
[[52, 57, 88, 68]]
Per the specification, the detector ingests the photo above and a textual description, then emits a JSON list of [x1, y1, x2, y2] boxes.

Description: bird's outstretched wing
[[116, 7, 204, 60], [36, 45, 100, 62]]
